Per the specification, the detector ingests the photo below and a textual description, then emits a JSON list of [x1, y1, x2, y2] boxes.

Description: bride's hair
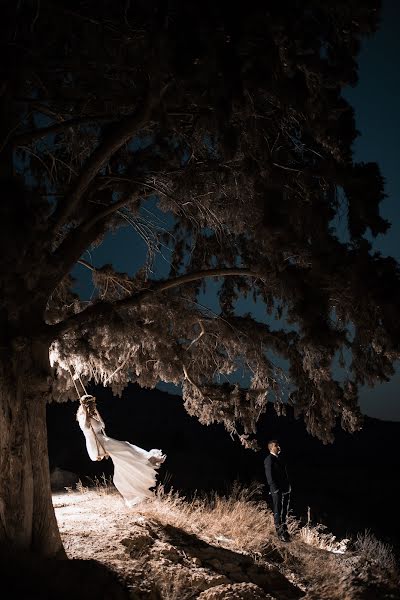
[[79, 394, 98, 418]]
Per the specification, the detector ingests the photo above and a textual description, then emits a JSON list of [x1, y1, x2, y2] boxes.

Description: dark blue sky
[[344, 0, 400, 420], [74, 0, 400, 421]]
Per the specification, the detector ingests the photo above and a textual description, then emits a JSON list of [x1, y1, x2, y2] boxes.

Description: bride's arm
[[92, 407, 106, 430], [76, 405, 91, 429]]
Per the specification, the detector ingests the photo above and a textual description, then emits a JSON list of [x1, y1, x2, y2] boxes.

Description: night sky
[[344, 0, 400, 420], [73, 0, 400, 422]]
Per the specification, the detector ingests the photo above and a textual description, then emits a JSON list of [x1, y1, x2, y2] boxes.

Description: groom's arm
[[264, 457, 280, 493]]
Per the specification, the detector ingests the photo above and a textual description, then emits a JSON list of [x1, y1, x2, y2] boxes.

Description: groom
[[264, 439, 291, 542]]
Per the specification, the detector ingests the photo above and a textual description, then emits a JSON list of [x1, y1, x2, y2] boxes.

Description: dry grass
[[66, 474, 117, 496], [86, 474, 116, 496], [299, 507, 349, 554], [287, 547, 347, 600], [136, 482, 276, 554], [355, 529, 398, 574]]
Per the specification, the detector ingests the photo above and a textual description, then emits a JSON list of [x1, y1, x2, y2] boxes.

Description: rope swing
[[67, 364, 88, 401]]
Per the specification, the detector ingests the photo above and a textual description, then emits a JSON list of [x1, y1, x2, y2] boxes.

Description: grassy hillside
[[47, 483, 399, 599], [47, 386, 400, 550]]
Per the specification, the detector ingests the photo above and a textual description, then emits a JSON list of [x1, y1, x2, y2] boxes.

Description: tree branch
[[80, 192, 139, 233], [187, 321, 206, 350], [12, 115, 112, 147], [77, 259, 132, 294], [48, 191, 141, 286], [49, 268, 261, 339], [77, 258, 95, 272], [52, 82, 171, 231]]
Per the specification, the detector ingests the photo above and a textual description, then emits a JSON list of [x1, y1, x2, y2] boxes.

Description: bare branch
[[29, 102, 66, 121], [77, 258, 96, 272], [117, 268, 260, 307], [49, 268, 261, 338], [103, 349, 134, 386], [80, 193, 139, 233], [99, 176, 177, 202], [12, 115, 112, 147], [50, 176, 152, 282], [77, 258, 132, 294], [46, 192, 142, 288], [187, 321, 206, 350], [52, 82, 171, 231], [183, 364, 208, 397]]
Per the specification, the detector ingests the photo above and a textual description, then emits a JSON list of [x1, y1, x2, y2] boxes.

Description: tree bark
[[0, 344, 65, 558]]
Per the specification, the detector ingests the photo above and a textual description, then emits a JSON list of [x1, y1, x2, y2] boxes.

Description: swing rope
[[67, 364, 88, 400], [77, 374, 88, 397]]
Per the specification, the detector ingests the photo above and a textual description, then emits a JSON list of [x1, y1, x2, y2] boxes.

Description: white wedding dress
[[77, 405, 165, 506]]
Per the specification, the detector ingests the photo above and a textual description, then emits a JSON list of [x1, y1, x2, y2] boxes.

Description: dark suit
[[264, 453, 291, 536]]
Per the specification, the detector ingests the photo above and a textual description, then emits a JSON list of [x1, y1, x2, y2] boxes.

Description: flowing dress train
[[77, 405, 165, 506]]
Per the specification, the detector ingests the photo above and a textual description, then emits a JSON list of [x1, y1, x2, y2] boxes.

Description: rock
[[150, 561, 229, 598], [121, 532, 155, 556], [181, 567, 229, 591], [156, 542, 183, 563], [198, 582, 275, 599], [125, 571, 160, 600], [50, 467, 79, 491]]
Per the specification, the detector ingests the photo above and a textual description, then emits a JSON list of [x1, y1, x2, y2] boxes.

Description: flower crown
[[80, 394, 96, 406]]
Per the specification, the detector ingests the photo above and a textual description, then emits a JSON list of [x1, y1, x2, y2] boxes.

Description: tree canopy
[[2, 0, 399, 447]]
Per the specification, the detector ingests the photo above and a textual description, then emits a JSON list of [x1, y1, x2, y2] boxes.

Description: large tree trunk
[[0, 342, 65, 558]]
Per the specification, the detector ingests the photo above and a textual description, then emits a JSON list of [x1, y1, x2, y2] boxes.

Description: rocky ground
[[52, 489, 399, 600]]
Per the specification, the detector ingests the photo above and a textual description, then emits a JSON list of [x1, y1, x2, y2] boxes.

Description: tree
[[1, 0, 398, 557]]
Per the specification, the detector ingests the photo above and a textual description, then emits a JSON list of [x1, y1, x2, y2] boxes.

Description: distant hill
[[47, 384, 400, 549]]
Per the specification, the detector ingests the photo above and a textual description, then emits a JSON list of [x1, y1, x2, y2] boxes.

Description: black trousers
[[271, 491, 290, 535]]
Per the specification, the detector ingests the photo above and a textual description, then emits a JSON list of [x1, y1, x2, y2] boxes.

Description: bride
[[77, 394, 166, 506]]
